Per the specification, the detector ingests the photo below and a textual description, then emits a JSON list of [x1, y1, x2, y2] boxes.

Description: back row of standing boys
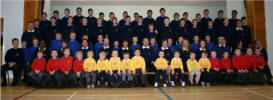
[[2, 7, 272, 88]]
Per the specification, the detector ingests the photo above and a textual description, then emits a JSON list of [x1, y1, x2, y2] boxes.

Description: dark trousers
[[72, 71, 84, 86], [252, 68, 265, 84], [27, 71, 45, 87], [133, 69, 146, 86], [43, 71, 62, 88], [59, 71, 75, 87], [264, 65, 273, 81], [1, 64, 21, 85], [218, 69, 234, 84], [97, 71, 109, 82], [84, 71, 96, 85], [171, 69, 186, 82], [23, 62, 31, 80], [200, 68, 210, 83], [235, 70, 248, 85], [210, 69, 221, 83], [154, 70, 167, 84], [109, 70, 121, 86]]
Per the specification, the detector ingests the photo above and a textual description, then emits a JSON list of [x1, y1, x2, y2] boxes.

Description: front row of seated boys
[[26, 45, 266, 88]]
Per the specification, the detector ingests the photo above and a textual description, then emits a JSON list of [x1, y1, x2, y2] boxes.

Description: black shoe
[[10, 82, 18, 86], [109, 84, 113, 88], [1, 81, 7, 86]]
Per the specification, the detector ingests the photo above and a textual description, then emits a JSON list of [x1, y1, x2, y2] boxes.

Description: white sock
[[182, 82, 186, 87], [171, 81, 175, 86], [163, 84, 167, 88], [154, 82, 158, 87]]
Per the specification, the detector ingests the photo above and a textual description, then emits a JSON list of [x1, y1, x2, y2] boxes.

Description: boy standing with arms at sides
[[130, 36, 140, 52], [154, 51, 168, 88], [68, 32, 80, 57], [28, 50, 46, 88], [96, 52, 109, 87], [121, 52, 134, 88], [131, 49, 146, 87], [187, 52, 201, 85], [83, 50, 97, 88], [108, 50, 122, 88], [198, 52, 211, 87], [21, 40, 32, 81], [72, 51, 84, 88], [170, 51, 186, 87], [94, 35, 104, 57]]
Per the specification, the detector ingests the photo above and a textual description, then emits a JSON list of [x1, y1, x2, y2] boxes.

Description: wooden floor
[[1, 84, 273, 100]]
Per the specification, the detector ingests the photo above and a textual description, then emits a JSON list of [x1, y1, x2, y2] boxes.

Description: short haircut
[[183, 12, 188, 16], [12, 38, 19, 43], [147, 9, 152, 13], [53, 10, 59, 14], [65, 8, 70, 11], [232, 10, 237, 14], [88, 8, 93, 12], [160, 8, 166, 12], [218, 10, 223, 14], [76, 7, 82, 10]]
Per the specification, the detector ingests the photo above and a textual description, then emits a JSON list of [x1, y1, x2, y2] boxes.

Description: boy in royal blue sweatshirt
[[21, 40, 32, 81], [68, 32, 80, 57], [130, 36, 141, 52], [94, 35, 104, 57], [50, 32, 62, 51]]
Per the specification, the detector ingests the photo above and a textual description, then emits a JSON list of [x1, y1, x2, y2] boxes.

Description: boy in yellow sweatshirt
[[121, 52, 134, 88], [131, 49, 146, 87], [154, 51, 168, 88], [187, 52, 201, 85], [96, 51, 109, 87], [198, 51, 211, 87], [108, 50, 122, 88], [83, 50, 97, 88], [170, 50, 186, 87]]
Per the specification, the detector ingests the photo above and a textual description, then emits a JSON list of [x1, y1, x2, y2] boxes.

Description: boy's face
[[109, 14, 115, 19], [204, 11, 209, 16], [50, 19, 56, 24], [148, 25, 154, 30], [134, 50, 140, 56], [174, 52, 180, 58], [178, 37, 183, 43], [21, 42, 27, 47], [114, 41, 119, 46], [123, 54, 129, 59], [167, 39, 172, 45], [56, 34, 61, 39], [134, 15, 139, 20], [33, 39, 39, 45], [123, 41, 128, 47], [51, 51, 58, 58], [193, 20, 198, 26], [247, 49, 253, 55], [12, 40, 19, 48], [150, 39, 156, 44], [180, 20, 185, 25], [211, 52, 217, 58], [113, 19, 118, 24], [162, 41, 168, 47], [190, 53, 196, 59], [68, 18, 73, 24], [143, 39, 149, 46], [64, 49, 70, 56], [126, 17, 131, 23], [147, 11, 152, 17], [65, 10, 70, 16], [62, 42, 67, 48], [53, 13, 59, 18], [112, 51, 118, 57], [194, 36, 199, 42], [97, 19, 102, 25], [138, 18, 143, 23], [160, 10, 165, 15], [34, 21, 40, 26], [98, 36, 103, 42], [132, 37, 138, 43], [87, 52, 94, 58], [223, 52, 229, 58], [37, 53, 43, 58], [82, 41, 88, 47], [200, 41, 206, 48], [40, 41, 46, 47], [99, 53, 106, 60], [159, 52, 164, 58], [163, 19, 169, 25], [82, 18, 88, 24], [205, 36, 211, 41], [183, 14, 188, 19], [42, 14, 47, 19], [201, 53, 207, 59], [28, 23, 34, 29], [70, 33, 76, 40], [123, 13, 128, 18], [208, 21, 213, 27], [88, 10, 93, 16], [76, 9, 82, 15], [104, 39, 109, 45], [196, 15, 201, 20], [255, 49, 261, 56], [99, 14, 104, 19], [174, 15, 179, 19], [234, 50, 241, 56], [76, 53, 83, 59], [218, 12, 223, 18]]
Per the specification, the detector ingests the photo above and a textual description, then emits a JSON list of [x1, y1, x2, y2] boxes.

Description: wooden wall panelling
[[23, 0, 42, 31]]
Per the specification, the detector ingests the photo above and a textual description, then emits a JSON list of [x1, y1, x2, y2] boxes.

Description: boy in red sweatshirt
[[72, 51, 84, 88], [209, 51, 221, 84], [252, 48, 266, 84], [59, 48, 74, 87], [232, 49, 247, 85], [27, 50, 46, 87], [44, 49, 62, 88], [220, 51, 233, 84]]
